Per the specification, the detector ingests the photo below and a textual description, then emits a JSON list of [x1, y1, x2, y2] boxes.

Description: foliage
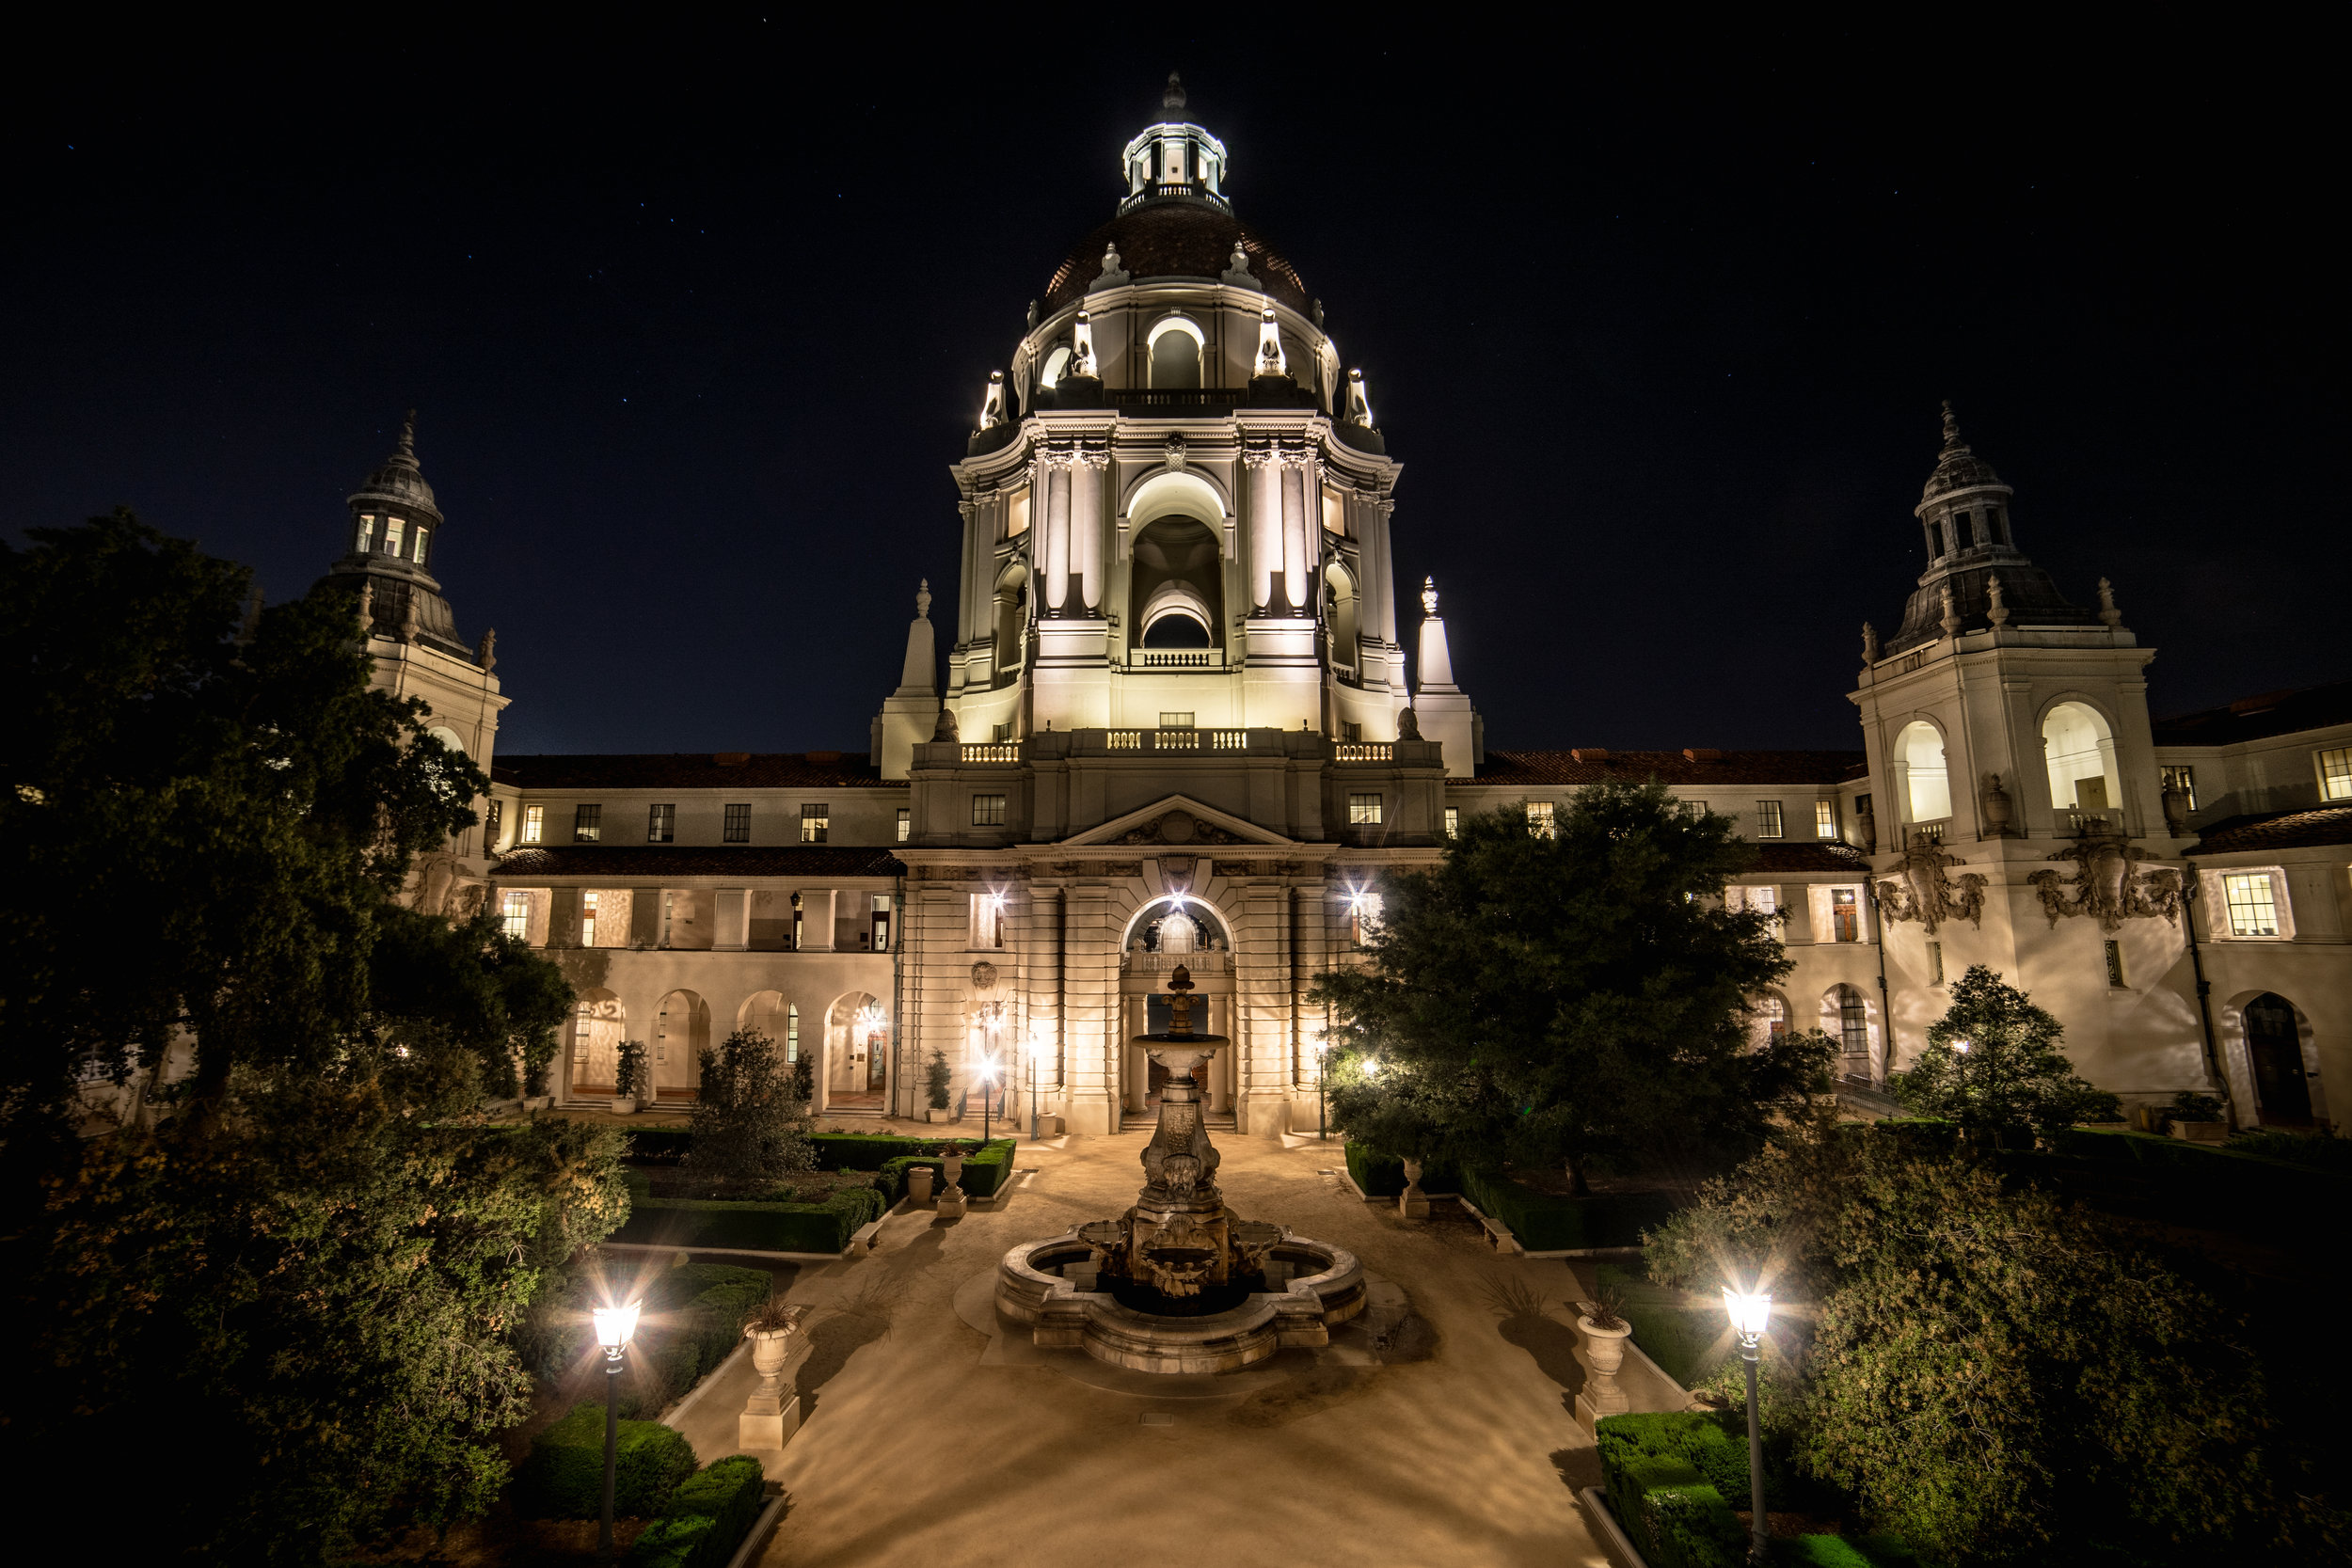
[[1887, 965, 2122, 1142], [0, 515, 613, 1563], [615, 1038, 649, 1101], [1311, 786, 1833, 1192], [1645, 1117, 2312, 1564], [514, 1401, 697, 1519], [2162, 1087, 2225, 1128], [874, 1138, 1017, 1200], [925, 1047, 953, 1110], [612, 1184, 884, 1256], [684, 1029, 812, 1194], [2226, 1127, 2352, 1174], [627, 1454, 768, 1568]]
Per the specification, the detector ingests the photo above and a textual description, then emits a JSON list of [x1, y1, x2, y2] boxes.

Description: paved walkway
[[720, 1122, 1626, 1568]]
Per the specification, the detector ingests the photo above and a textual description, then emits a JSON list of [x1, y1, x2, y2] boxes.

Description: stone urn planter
[[924, 1106, 951, 1123], [906, 1164, 936, 1210], [1398, 1159, 1432, 1221], [936, 1150, 968, 1220], [739, 1310, 805, 1449], [1575, 1311, 1634, 1432], [610, 1094, 638, 1115]]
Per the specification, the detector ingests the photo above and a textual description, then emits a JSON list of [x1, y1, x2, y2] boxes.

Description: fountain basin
[[996, 1228, 1366, 1374]]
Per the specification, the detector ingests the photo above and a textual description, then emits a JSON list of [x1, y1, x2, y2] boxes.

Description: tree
[[686, 1028, 813, 1194], [1647, 1122, 2315, 1565], [1890, 965, 2122, 1142], [1, 515, 622, 1563], [1312, 785, 1831, 1191]]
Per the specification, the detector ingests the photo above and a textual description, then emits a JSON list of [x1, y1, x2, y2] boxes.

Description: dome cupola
[[323, 412, 478, 660], [1120, 74, 1231, 214]]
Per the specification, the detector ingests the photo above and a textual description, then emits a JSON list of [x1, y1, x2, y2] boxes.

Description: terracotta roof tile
[[492, 846, 906, 879], [2152, 680, 2352, 746], [493, 753, 892, 790], [2190, 807, 2352, 854], [1751, 843, 1875, 872], [1463, 750, 1867, 787]]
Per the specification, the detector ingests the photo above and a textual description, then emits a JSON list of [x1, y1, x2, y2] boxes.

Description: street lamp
[[1026, 1024, 1047, 1141], [591, 1299, 643, 1561], [1722, 1286, 1774, 1565], [1313, 1032, 1331, 1140]]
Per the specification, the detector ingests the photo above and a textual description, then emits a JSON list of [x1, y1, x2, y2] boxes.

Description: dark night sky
[[6, 24, 2338, 756]]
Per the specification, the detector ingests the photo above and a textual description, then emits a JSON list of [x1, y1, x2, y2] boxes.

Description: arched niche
[[993, 558, 1030, 676], [2041, 699, 2119, 816], [1147, 314, 1204, 388], [1130, 515, 1223, 651], [653, 990, 709, 1097], [568, 988, 625, 1099], [824, 990, 887, 1108], [1323, 559, 1359, 667], [1120, 895, 1232, 954], [1893, 720, 1951, 825], [1124, 467, 1228, 530]]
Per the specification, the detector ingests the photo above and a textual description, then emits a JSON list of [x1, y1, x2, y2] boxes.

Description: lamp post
[[1026, 1025, 1045, 1141], [1314, 1034, 1330, 1139], [1722, 1287, 1773, 1565], [591, 1300, 642, 1561], [977, 1054, 997, 1144]]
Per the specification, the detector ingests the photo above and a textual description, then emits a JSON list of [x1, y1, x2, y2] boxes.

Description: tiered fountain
[[995, 965, 1364, 1373]]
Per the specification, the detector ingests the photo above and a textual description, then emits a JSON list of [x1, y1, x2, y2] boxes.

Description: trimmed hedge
[[1342, 1143, 1460, 1197], [1595, 1263, 1727, 1391], [1458, 1168, 1677, 1252], [627, 1454, 767, 1568], [1771, 1535, 1921, 1566], [516, 1402, 698, 1519], [628, 1126, 694, 1164], [875, 1139, 1017, 1200], [612, 1186, 883, 1255], [1598, 1413, 1915, 1568]]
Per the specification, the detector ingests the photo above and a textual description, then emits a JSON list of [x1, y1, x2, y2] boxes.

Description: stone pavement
[[718, 1121, 1624, 1568]]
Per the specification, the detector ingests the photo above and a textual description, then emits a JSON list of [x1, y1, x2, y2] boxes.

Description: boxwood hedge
[[516, 1402, 697, 1519], [626, 1453, 768, 1568]]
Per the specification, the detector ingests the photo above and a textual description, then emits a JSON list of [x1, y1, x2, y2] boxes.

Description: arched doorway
[[1824, 984, 1874, 1083], [652, 990, 709, 1101], [1120, 896, 1236, 1118], [568, 989, 625, 1100], [2242, 992, 2313, 1123], [825, 991, 887, 1112]]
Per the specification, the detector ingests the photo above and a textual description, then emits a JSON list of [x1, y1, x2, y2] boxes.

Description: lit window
[[1756, 995, 1786, 1042], [2160, 766, 2198, 812], [572, 804, 601, 843], [484, 799, 503, 844], [801, 803, 830, 843], [2223, 873, 2280, 937], [354, 514, 374, 552], [1349, 793, 1384, 825], [971, 893, 1006, 947], [382, 516, 405, 557], [1526, 800, 1555, 837], [898, 808, 912, 842], [2318, 749, 2352, 802], [1831, 887, 1860, 942], [872, 894, 893, 952], [501, 891, 530, 941], [647, 803, 675, 843], [1754, 800, 1785, 839], [786, 1003, 800, 1062], [973, 794, 1007, 827], [2104, 940, 2126, 988], [1927, 940, 1944, 985], [521, 805, 544, 844], [1349, 892, 1386, 948], [580, 891, 598, 948], [1735, 885, 1777, 914], [1443, 807, 1459, 837], [411, 526, 430, 565], [1159, 712, 1195, 728], [723, 803, 751, 843], [1815, 800, 1837, 838], [1834, 985, 1868, 1057]]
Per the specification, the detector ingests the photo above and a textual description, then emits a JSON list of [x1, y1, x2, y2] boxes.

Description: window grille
[[1349, 793, 1383, 825], [647, 803, 675, 843], [1159, 712, 1195, 728], [1527, 800, 1555, 837], [2223, 873, 2280, 937], [723, 803, 750, 843], [521, 804, 544, 844], [501, 891, 530, 941], [1836, 986, 1869, 1056], [2160, 765, 2198, 812], [1754, 800, 1785, 839], [1815, 800, 1837, 838], [801, 803, 830, 843], [972, 794, 1007, 827], [2318, 749, 2352, 802], [572, 804, 601, 843]]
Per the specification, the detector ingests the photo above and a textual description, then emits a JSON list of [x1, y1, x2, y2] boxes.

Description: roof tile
[[2190, 807, 2352, 855], [493, 846, 906, 879], [493, 753, 891, 791], [2152, 680, 2352, 747]]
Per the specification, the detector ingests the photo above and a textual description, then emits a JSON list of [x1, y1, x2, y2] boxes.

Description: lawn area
[[1596, 1259, 1731, 1391]]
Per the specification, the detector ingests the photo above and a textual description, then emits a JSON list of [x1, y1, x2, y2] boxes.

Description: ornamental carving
[[1117, 811, 1244, 847], [969, 961, 998, 988], [2025, 831, 2185, 933], [1871, 832, 1987, 935]]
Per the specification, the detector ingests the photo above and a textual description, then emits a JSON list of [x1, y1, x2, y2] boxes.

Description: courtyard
[[733, 1120, 1622, 1567]]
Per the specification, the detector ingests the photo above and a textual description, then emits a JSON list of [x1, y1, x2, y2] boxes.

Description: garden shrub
[[1772, 1536, 1921, 1566], [515, 1402, 697, 1518], [1641, 1481, 1745, 1568], [627, 1454, 768, 1568], [1596, 1261, 1727, 1391], [2227, 1126, 2352, 1174], [873, 1139, 1018, 1200], [611, 1195, 873, 1255], [628, 1127, 694, 1164], [1458, 1167, 1675, 1251], [1343, 1142, 1459, 1197]]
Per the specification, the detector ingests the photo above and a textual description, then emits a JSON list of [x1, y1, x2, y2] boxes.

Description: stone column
[[1073, 448, 1106, 614], [1244, 444, 1279, 610], [1043, 460, 1072, 612], [1281, 460, 1309, 613]]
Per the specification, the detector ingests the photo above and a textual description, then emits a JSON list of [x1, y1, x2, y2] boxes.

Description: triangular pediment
[[1059, 795, 1297, 848]]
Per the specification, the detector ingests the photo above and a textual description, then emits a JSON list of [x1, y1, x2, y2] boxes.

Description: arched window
[[2041, 701, 2117, 816], [1147, 316, 1204, 389], [1825, 985, 1870, 1074], [1751, 993, 1788, 1048], [1040, 346, 1071, 389], [1324, 561, 1360, 670], [2243, 993, 2312, 1122], [1895, 721, 1950, 824]]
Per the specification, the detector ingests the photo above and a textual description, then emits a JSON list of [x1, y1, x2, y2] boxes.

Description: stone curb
[[1577, 1485, 1648, 1568], [722, 1491, 789, 1568]]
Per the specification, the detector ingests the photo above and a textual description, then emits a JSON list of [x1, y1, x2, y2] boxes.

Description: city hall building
[[332, 86, 2347, 1135]]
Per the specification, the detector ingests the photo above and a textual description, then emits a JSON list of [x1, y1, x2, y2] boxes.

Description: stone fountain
[[995, 964, 1364, 1373]]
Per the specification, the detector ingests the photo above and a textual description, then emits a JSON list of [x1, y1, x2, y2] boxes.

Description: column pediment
[[1059, 795, 1296, 848]]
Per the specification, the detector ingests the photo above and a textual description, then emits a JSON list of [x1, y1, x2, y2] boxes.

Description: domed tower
[[317, 413, 510, 871], [876, 75, 1473, 776]]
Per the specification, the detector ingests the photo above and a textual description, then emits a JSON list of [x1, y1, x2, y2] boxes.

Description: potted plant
[[2164, 1088, 2230, 1145], [612, 1039, 648, 1115], [740, 1298, 804, 1449], [1575, 1289, 1634, 1420], [924, 1048, 953, 1123]]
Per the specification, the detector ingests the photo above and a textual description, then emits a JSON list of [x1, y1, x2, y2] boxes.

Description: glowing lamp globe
[[1721, 1288, 1772, 1341], [592, 1301, 641, 1351]]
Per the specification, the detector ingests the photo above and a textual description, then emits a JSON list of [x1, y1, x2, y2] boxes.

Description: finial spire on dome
[[1940, 399, 1962, 452], [396, 409, 418, 463], [1163, 71, 1186, 111]]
